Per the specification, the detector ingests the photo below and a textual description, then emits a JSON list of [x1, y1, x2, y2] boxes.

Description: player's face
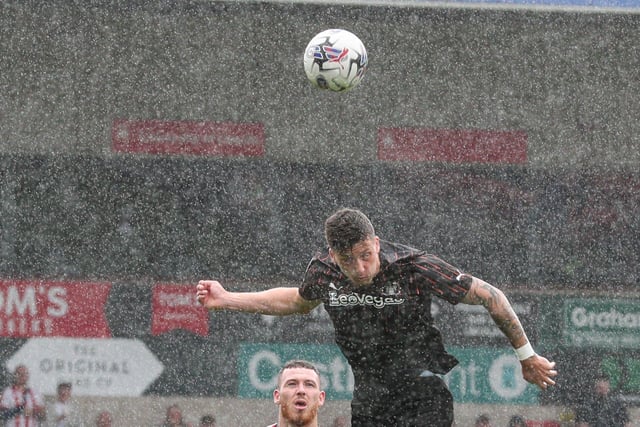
[[595, 379, 610, 396], [95, 412, 113, 427], [14, 366, 29, 386], [330, 236, 381, 287], [274, 367, 325, 426], [58, 385, 71, 401]]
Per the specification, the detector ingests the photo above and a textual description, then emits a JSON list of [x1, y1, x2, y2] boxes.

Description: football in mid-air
[[303, 29, 368, 92]]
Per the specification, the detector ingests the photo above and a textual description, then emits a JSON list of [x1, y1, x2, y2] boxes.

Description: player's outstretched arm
[[460, 275, 558, 390], [196, 280, 320, 316]]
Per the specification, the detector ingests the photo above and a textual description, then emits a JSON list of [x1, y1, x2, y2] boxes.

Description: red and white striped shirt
[[0, 385, 45, 427]]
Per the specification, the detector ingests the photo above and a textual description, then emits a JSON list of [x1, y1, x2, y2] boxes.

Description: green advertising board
[[237, 343, 353, 400], [601, 354, 640, 394], [562, 299, 640, 348], [446, 347, 539, 404], [237, 343, 538, 404]]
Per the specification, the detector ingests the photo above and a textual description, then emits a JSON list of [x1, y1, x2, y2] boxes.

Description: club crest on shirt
[[383, 281, 402, 297], [328, 282, 405, 309]]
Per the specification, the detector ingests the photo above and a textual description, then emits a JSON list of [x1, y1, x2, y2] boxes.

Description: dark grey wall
[[1, 1, 639, 288], [1, 1, 639, 168], [1, 4, 639, 274], [1, 155, 638, 288]]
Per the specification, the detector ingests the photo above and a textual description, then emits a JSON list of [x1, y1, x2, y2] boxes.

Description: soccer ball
[[303, 29, 368, 92]]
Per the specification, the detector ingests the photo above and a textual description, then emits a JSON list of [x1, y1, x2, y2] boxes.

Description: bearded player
[[267, 360, 326, 427]]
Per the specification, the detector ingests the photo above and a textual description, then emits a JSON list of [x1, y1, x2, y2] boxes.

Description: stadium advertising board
[[601, 353, 640, 402], [434, 296, 538, 347], [5, 337, 163, 396], [537, 297, 640, 405], [562, 298, 640, 348], [1, 281, 638, 402], [151, 283, 209, 336], [376, 127, 527, 164], [0, 280, 111, 338], [112, 119, 265, 157], [237, 343, 537, 404], [446, 347, 538, 404]]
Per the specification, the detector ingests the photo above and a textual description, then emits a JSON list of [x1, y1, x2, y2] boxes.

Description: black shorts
[[350, 374, 454, 427]]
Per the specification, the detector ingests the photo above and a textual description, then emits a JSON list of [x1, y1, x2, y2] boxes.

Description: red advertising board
[[377, 127, 527, 164], [151, 284, 209, 336], [0, 280, 111, 337], [112, 119, 265, 157]]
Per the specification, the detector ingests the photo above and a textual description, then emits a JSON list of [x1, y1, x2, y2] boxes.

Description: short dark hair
[[277, 360, 321, 388], [508, 415, 527, 427], [476, 414, 491, 424], [57, 382, 72, 391], [325, 208, 375, 252], [200, 414, 216, 425]]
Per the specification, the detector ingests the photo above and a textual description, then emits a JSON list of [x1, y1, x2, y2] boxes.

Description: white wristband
[[514, 342, 536, 361]]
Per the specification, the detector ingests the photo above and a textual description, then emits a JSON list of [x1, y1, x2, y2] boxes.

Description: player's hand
[[196, 280, 227, 310], [520, 354, 557, 390]]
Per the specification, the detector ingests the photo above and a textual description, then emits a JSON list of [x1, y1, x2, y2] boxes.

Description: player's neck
[[278, 418, 318, 427]]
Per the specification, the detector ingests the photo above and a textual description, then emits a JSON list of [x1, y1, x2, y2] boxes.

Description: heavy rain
[[1, 0, 639, 425]]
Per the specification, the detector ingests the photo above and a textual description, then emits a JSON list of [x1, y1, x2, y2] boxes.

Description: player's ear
[[328, 248, 335, 262], [318, 390, 326, 407], [273, 389, 280, 405]]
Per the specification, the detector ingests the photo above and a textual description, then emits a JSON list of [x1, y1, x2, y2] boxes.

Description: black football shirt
[[299, 240, 471, 381]]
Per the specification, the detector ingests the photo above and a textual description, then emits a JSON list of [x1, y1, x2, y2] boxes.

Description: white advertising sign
[[6, 337, 164, 396]]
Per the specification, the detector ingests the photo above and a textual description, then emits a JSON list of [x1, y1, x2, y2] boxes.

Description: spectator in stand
[[49, 382, 74, 427], [575, 372, 631, 427], [198, 414, 216, 427], [95, 411, 113, 427], [475, 414, 492, 427], [507, 415, 527, 427], [160, 404, 193, 427], [0, 365, 46, 427]]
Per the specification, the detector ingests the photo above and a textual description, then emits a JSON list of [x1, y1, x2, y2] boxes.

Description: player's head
[[475, 414, 492, 427], [199, 414, 216, 427], [507, 415, 527, 427], [274, 360, 325, 426], [165, 404, 184, 426], [325, 208, 380, 286], [594, 372, 611, 396], [12, 365, 29, 386], [325, 208, 375, 252], [57, 382, 72, 401], [95, 411, 113, 427]]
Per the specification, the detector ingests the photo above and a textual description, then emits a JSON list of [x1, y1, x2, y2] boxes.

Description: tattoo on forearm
[[495, 312, 525, 342], [478, 283, 525, 342]]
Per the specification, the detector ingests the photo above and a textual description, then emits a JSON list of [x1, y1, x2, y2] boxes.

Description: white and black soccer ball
[[303, 29, 368, 92]]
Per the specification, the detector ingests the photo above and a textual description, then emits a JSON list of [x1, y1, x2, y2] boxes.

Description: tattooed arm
[[460, 275, 558, 390], [460, 276, 527, 347]]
